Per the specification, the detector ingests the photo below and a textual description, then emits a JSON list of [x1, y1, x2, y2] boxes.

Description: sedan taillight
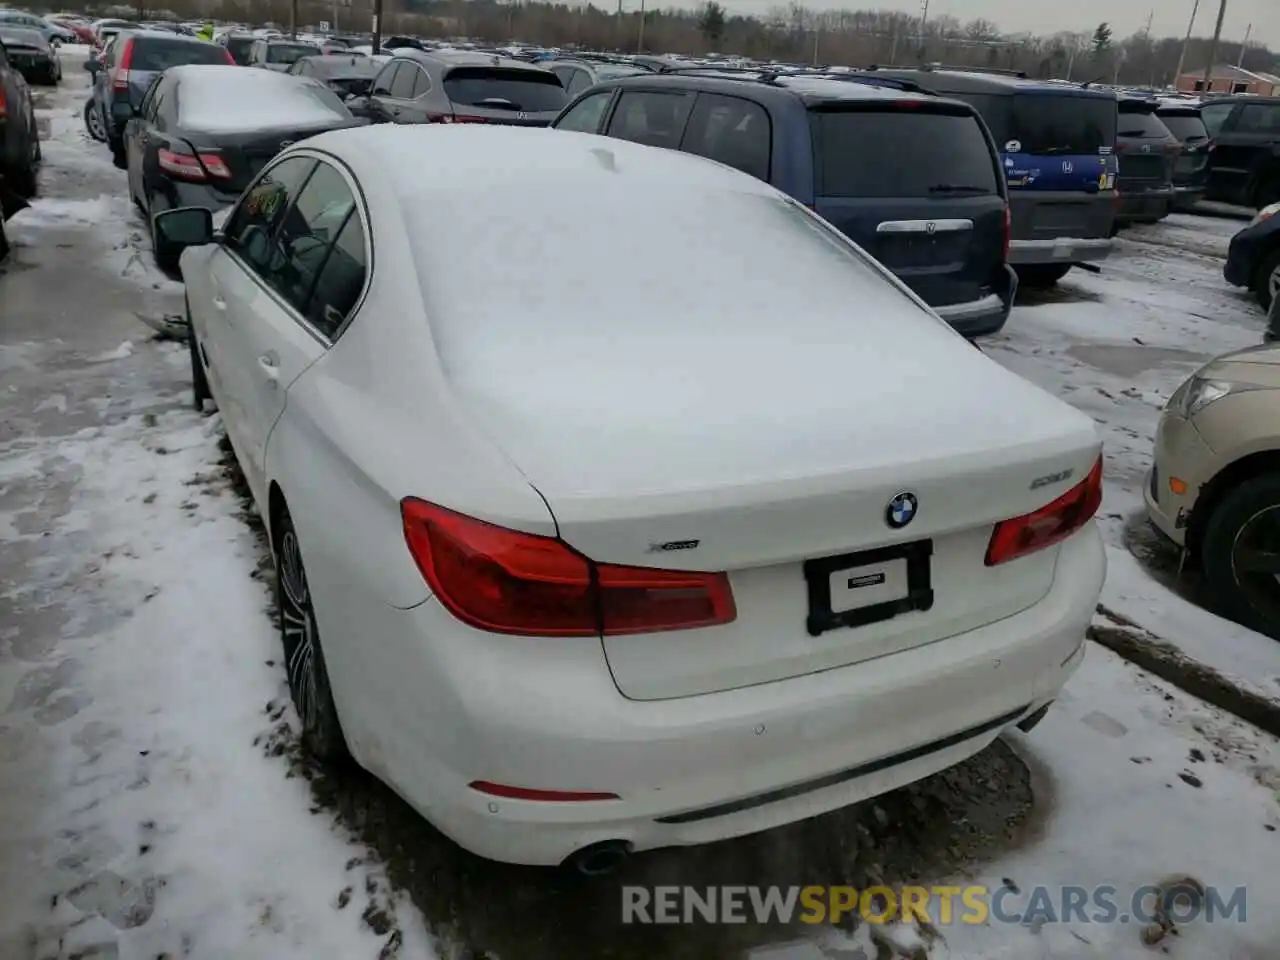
[[158, 147, 231, 182], [985, 457, 1103, 566], [401, 498, 736, 636]]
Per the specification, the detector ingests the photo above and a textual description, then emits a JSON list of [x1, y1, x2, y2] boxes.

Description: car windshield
[[810, 106, 999, 199], [1158, 111, 1209, 141], [132, 37, 230, 70], [1007, 92, 1116, 155], [267, 42, 319, 64], [1117, 106, 1173, 138], [442, 67, 567, 112]]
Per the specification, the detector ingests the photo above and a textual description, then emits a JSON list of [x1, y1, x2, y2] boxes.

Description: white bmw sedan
[[154, 125, 1106, 873]]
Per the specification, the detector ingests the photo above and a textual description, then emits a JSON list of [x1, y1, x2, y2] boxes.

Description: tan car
[[1146, 344, 1280, 638]]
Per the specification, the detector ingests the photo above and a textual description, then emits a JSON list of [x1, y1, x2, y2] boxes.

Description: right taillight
[[985, 456, 1103, 566], [401, 499, 736, 636], [111, 37, 134, 91]]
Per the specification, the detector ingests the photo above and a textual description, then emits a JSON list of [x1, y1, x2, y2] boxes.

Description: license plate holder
[[803, 540, 933, 637]]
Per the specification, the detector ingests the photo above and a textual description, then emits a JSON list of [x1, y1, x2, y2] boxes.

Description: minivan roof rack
[[657, 64, 788, 84], [806, 71, 932, 95]]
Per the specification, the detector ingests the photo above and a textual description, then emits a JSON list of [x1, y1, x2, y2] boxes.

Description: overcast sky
[[722, 0, 1278, 48]]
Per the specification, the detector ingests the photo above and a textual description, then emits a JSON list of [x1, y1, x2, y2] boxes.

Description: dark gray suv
[[349, 50, 567, 126]]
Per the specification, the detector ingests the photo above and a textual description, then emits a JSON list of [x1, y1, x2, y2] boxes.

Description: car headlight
[[1251, 202, 1280, 227], [1173, 376, 1239, 419]]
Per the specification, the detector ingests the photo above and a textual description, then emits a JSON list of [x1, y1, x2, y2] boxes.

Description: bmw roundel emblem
[[886, 492, 918, 529]]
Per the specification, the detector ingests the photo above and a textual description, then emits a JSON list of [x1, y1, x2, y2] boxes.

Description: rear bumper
[[1008, 236, 1113, 265], [347, 526, 1104, 866], [932, 266, 1017, 337], [1171, 183, 1207, 209], [1116, 188, 1174, 224]]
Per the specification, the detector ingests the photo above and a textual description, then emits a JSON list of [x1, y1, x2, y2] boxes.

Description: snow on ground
[[987, 217, 1280, 707], [0, 74, 431, 960]]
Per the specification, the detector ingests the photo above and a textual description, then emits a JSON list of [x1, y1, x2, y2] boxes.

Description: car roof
[[390, 48, 547, 71], [1199, 94, 1280, 105], [603, 71, 949, 108], [117, 27, 213, 44], [0, 26, 44, 40], [299, 124, 782, 201], [869, 67, 1119, 99], [169, 64, 348, 131]]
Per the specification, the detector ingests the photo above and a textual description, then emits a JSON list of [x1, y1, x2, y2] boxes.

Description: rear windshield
[[1157, 110, 1208, 141], [132, 37, 229, 70], [312, 57, 379, 78], [1117, 105, 1173, 139], [442, 67, 567, 113], [226, 36, 254, 58], [1006, 92, 1116, 155], [810, 107, 999, 199], [267, 43, 319, 64]]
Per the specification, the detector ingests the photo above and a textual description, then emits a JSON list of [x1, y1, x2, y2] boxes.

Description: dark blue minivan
[[552, 70, 1017, 337], [871, 69, 1119, 287]]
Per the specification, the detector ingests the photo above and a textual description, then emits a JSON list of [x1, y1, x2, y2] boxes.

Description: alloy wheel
[[86, 104, 104, 141], [279, 529, 320, 730], [1230, 504, 1280, 625], [1270, 264, 1280, 301]]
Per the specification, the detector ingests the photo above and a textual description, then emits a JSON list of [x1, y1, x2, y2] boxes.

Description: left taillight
[[401, 499, 737, 636], [985, 456, 1103, 566], [111, 37, 134, 91], [158, 147, 231, 182]]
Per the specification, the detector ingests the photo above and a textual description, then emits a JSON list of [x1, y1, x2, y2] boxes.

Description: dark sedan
[[0, 32, 39, 218], [287, 54, 381, 98], [0, 26, 59, 85], [1225, 204, 1280, 313], [122, 64, 365, 269]]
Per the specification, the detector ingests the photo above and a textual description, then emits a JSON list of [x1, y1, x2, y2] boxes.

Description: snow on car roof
[[301, 124, 781, 203], [170, 64, 350, 133]]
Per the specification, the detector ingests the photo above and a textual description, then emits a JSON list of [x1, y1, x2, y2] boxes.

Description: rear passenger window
[[606, 91, 693, 149], [224, 157, 317, 275], [681, 94, 770, 181], [253, 162, 365, 337], [308, 215, 367, 337], [1237, 104, 1280, 135], [565, 69, 592, 97], [410, 65, 430, 98], [555, 90, 612, 133], [370, 61, 398, 96], [389, 62, 417, 99], [810, 107, 998, 199]]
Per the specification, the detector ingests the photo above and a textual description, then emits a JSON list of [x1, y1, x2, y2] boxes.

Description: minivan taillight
[[111, 37, 134, 91], [985, 457, 1103, 566], [401, 499, 737, 636]]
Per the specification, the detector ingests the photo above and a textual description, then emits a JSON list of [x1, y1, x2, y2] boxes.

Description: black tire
[[110, 137, 126, 170], [1253, 247, 1280, 312], [1016, 263, 1072, 288], [10, 157, 37, 198], [84, 99, 106, 142], [275, 508, 350, 762], [188, 302, 210, 411], [1200, 473, 1280, 642]]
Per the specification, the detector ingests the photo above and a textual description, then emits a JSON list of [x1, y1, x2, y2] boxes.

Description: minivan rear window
[[1117, 105, 1173, 139], [1158, 110, 1209, 142], [132, 37, 231, 70], [442, 67, 567, 113], [225, 35, 254, 63], [267, 43, 320, 65], [810, 107, 998, 199], [1008, 92, 1115, 155]]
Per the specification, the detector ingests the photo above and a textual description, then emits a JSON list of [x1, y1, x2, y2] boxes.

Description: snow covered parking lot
[[1, 58, 1278, 960]]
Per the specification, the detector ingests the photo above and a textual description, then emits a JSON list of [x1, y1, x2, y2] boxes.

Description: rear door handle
[[257, 352, 280, 384], [212, 296, 227, 310]]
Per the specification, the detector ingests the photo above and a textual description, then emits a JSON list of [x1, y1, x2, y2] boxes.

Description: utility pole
[[812, 16, 821, 65], [1201, 0, 1227, 96], [916, 0, 928, 60], [636, 0, 645, 52], [1236, 22, 1251, 67], [1173, 0, 1201, 89], [290, 0, 298, 38], [372, 0, 383, 53], [614, 0, 622, 50]]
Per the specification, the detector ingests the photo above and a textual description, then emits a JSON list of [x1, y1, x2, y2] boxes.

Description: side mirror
[[153, 207, 215, 265], [84, 58, 101, 73]]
